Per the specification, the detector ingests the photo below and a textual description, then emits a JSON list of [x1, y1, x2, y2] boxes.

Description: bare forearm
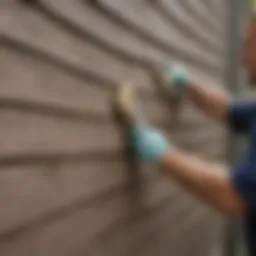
[[188, 83, 229, 121], [160, 149, 246, 215]]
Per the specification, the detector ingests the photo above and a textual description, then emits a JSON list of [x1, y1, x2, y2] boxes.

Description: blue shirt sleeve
[[228, 100, 256, 133], [228, 100, 256, 211], [230, 161, 256, 212]]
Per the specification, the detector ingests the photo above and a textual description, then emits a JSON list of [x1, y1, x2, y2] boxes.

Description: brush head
[[112, 83, 139, 127]]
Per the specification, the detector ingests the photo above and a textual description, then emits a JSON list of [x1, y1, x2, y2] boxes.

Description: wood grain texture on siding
[[0, 188, 211, 256], [2, 3, 152, 90], [0, 0, 228, 255], [97, 0, 224, 53], [179, 0, 224, 36], [91, 0, 222, 69], [0, 45, 221, 133], [0, 163, 177, 235], [152, 0, 223, 54], [28, 0, 223, 78]]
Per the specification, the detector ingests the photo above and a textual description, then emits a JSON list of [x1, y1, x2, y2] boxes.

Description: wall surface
[[1, 0, 228, 255]]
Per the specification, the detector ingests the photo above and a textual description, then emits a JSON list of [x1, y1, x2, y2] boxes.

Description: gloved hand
[[131, 123, 169, 163], [165, 64, 189, 88]]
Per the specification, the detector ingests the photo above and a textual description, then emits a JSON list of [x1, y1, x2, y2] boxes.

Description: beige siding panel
[[37, 0, 161, 65], [0, 192, 135, 256], [37, 0, 223, 77], [96, 0, 222, 65], [0, 171, 177, 236], [143, 211, 223, 256], [179, 0, 224, 36], [1, 45, 173, 122], [0, 48, 111, 118], [0, 107, 226, 161], [2, 2, 152, 90], [0, 45, 226, 133], [0, 181, 220, 256], [1, 0, 227, 255], [153, 0, 223, 54], [90, 200, 204, 256], [0, 109, 121, 156]]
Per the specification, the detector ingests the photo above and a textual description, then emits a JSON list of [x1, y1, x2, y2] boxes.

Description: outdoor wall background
[[1, 0, 228, 255]]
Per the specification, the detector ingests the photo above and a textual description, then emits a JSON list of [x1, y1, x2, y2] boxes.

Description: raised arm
[[164, 64, 256, 131], [161, 64, 230, 121], [188, 83, 229, 121]]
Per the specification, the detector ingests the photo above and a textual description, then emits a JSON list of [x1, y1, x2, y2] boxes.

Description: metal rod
[[225, 1, 247, 256]]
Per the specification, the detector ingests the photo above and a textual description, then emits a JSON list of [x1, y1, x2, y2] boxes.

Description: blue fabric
[[228, 100, 256, 256], [229, 100, 256, 133], [131, 124, 169, 163]]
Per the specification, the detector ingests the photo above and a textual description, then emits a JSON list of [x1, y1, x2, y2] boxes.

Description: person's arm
[[188, 83, 229, 121], [131, 124, 247, 216], [160, 149, 246, 216], [156, 99, 256, 215], [164, 64, 230, 121], [167, 64, 256, 131], [119, 80, 256, 216]]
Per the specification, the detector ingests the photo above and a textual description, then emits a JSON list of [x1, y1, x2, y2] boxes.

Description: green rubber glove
[[165, 64, 189, 88], [131, 124, 169, 163]]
